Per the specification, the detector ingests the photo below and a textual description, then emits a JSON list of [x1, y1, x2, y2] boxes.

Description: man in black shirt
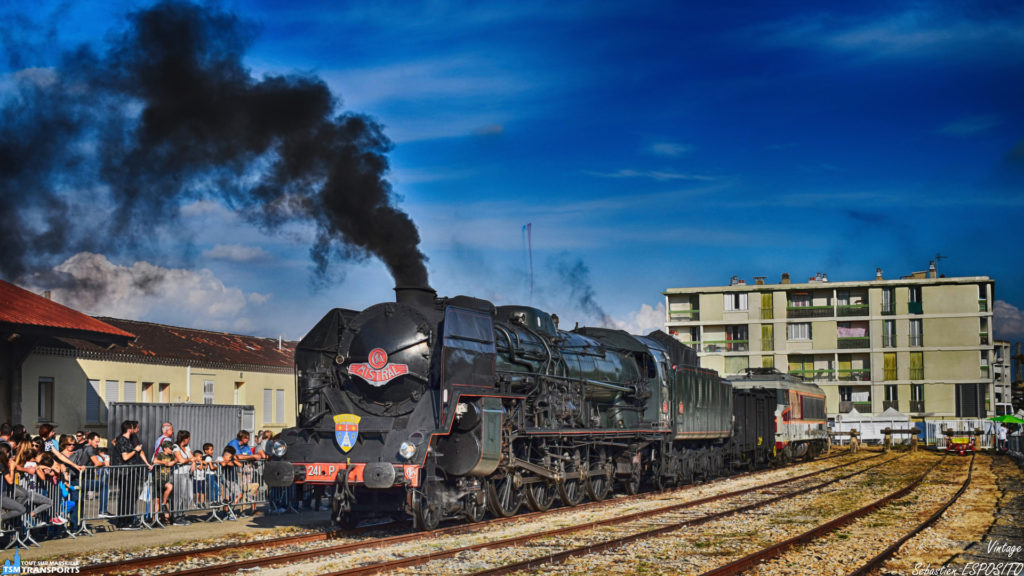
[[111, 420, 152, 529]]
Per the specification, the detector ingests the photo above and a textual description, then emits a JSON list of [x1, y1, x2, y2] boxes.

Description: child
[[192, 450, 206, 508], [153, 441, 176, 525], [219, 446, 242, 516]]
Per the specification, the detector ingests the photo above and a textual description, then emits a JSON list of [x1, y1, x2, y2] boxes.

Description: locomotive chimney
[[394, 285, 438, 307]]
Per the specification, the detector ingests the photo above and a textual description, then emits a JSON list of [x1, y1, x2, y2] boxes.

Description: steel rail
[[464, 453, 903, 576], [83, 447, 861, 575], [698, 453, 962, 576], [847, 453, 976, 576]]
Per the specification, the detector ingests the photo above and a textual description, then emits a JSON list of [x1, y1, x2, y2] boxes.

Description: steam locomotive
[[265, 287, 827, 529]]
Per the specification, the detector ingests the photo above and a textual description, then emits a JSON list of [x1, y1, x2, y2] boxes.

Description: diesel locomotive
[[265, 287, 827, 529]]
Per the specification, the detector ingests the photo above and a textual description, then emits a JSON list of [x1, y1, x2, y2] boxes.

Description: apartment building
[[663, 265, 996, 419]]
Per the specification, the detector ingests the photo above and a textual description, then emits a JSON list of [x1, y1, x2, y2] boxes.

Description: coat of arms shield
[[334, 413, 361, 452]]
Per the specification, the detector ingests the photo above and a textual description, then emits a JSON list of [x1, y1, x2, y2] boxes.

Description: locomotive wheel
[[525, 479, 556, 512], [650, 454, 666, 491], [413, 496, 440, 531], [585, 464, 611, 501], [462, 493, 487, 523], [486, 474, 523, 518], [558, 451, 586, 507]]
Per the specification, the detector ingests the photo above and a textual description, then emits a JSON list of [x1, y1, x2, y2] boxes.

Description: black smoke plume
[[0, 0, 427, 294], [551, 254, 614, 327]]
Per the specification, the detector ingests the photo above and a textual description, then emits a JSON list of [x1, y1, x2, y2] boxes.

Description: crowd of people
[[0, 420, 284, 542]]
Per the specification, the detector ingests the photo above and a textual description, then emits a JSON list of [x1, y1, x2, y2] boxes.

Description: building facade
[[664, 266, 996, 419], [17, 317, 298, 435]]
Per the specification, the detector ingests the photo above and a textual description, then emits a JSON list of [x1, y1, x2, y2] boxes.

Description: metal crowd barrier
[[1, 459, 298, 548]]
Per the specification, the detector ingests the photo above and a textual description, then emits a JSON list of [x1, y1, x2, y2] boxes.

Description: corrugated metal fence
[[108, 403, 255, 454]]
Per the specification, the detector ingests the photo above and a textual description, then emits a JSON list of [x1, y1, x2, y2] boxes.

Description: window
[[123, 381, 137, 403], [86, 379, 101, 423], [881, 287, 895, 315], [884, 352, 897, 380], [802, 395, 825, 420], [956, 383, 985, 418], [762, 355, 774, 368], [884, 384, 898, 410], [234, 382, 244, 405], [908, 286, 923, 314], [910, 352, 924, 380], [263, 388, 272, 423], [839, 386, 852, 402], [909, 320, 922, 347], [883, 320, 896, 348], [38, 377, 54, 422], [761, 324, 774, 352], [725, 356, 749, 375], [105, 380, 119, 404], [159, 383, 170, 402], [788, 355, 813, 380], [787, 323, 811, 340], [911, 384, 924, 401], [142, 382, 154, 402], [789, 292, 810, 307], [760, 292, 773, 319], [837, 290, 850, 306], [726, 325, 748, 351], [203, 380, 215, 405], [724, 292, 748, 311], [885, 384, 898, 402], [276, 389, 285, 423]]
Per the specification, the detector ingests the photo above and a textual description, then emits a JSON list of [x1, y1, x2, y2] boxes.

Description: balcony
[[837, 369, 871, 382], [980, 332, 989, 345], [837, 336, 870, 350], [909, 335, 923, 347], [839, 401, 872, 413], [702, 340, 748, 353], [668, 310, 700, 322], [910, 400, 925, 412], [787, 369, 834, 382], [761, 340, 773, 352], [882, 334, 896, 348], [883, 400, 899, 411], [787, 306, 833, 319], [909, 367, 924, 380], [761, 307, 773, 320], [979, 299, 988, 312], [679, 341, 700, 350], [908, 302, 923, 315], [837, 304, 869, 317]]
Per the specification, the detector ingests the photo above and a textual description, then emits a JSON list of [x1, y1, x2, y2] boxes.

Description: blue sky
[[2, 1, 1023, 341]]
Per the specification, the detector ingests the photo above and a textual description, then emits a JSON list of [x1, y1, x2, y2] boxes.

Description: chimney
[[781, 273, 790, 284], [278, 336, 282, 351], [754, 276, 766, 285], [822, 273, 828, 282], [928, 260, 936, 279], [730, 275, 739, 286], [43, 290, 51, 300], [876, 268, 883, 281], [394, 285, 438, 307]]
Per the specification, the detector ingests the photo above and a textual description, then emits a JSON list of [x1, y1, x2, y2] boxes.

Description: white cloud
[[583, 169, 715, 182], [759, 9, 1024, 61], [202, 244, 271, 262], [34, 252, 271, 334], [648, 142, 693, 157], [613, 301, 666, 336], [994, 300, 1024, 341], [938, 115, 1000, 136]]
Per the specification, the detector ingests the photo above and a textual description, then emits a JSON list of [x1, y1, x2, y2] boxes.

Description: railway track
[[82, 448, 866, 575], [129, 450, 886, 576], [696, 452, 967, 576]]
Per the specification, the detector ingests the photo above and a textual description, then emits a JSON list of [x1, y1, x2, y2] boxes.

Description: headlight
[[270, 440, 287, 458], [399, 441, 417, 460]]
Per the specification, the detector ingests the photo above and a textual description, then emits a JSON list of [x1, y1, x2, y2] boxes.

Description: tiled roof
[[0, 279, 135, 340], [45, 317, 296, 371]]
